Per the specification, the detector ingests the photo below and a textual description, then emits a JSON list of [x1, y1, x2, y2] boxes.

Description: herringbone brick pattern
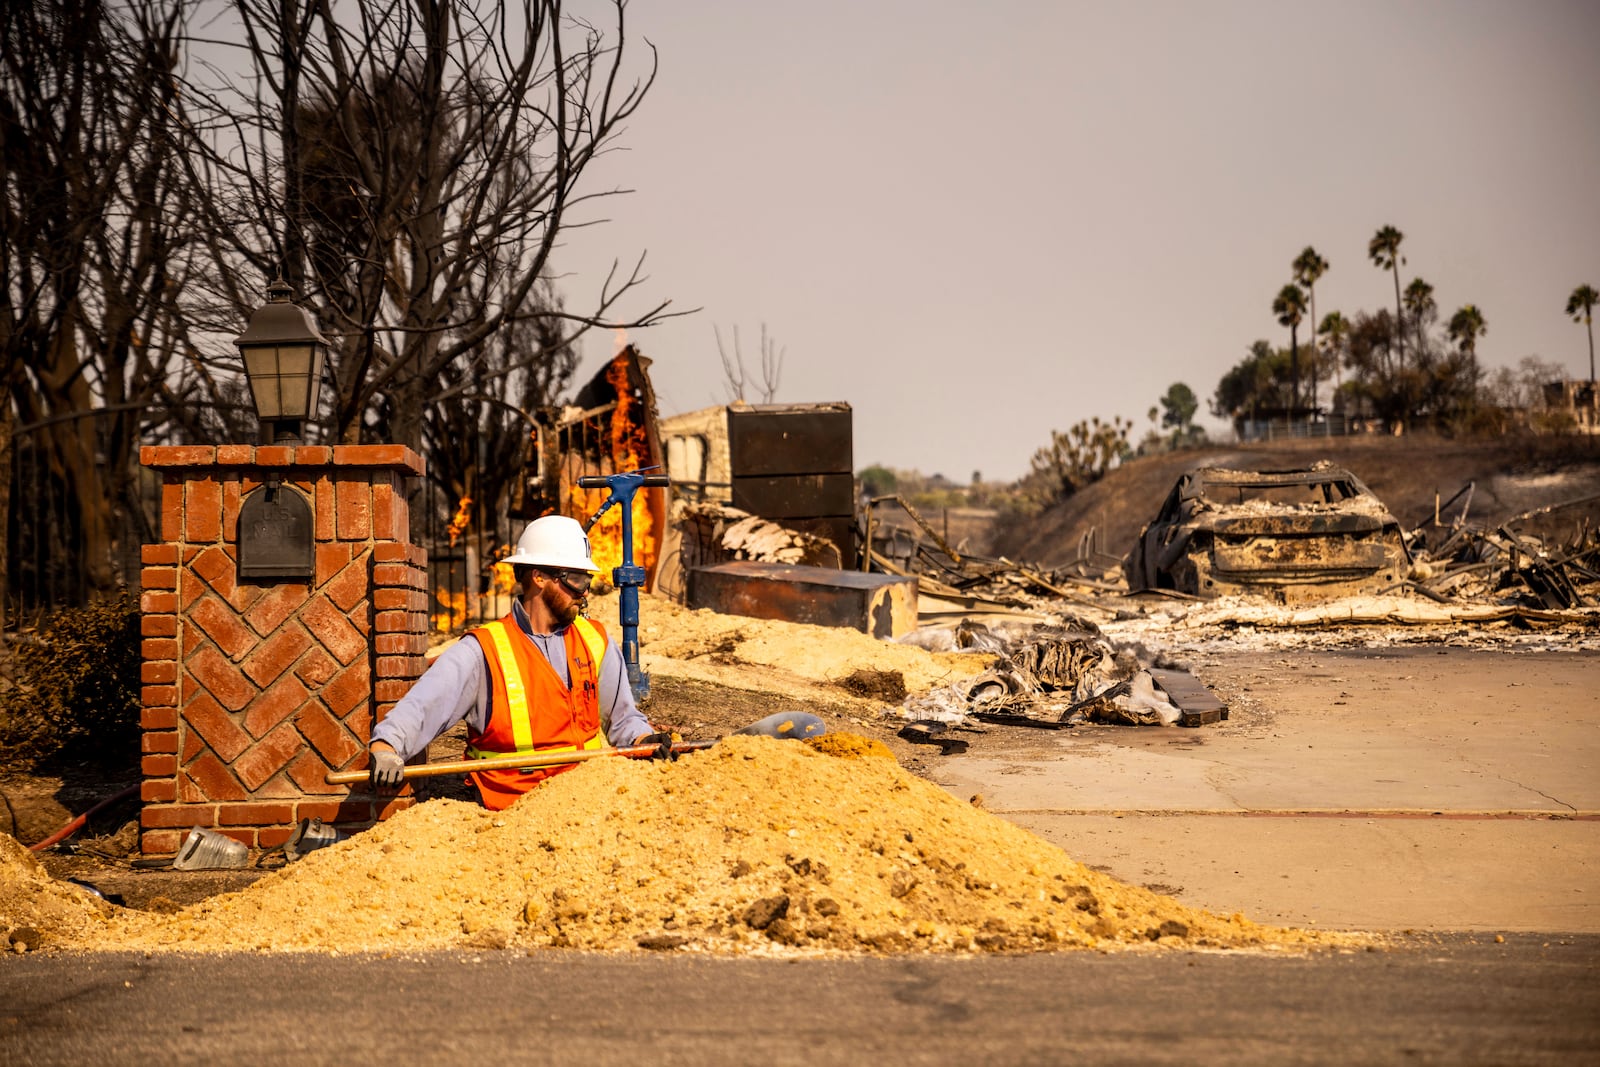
[[138, 445, 428, 855]]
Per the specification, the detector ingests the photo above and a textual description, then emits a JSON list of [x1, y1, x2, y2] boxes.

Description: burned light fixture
[[234, 275, 328, 445]]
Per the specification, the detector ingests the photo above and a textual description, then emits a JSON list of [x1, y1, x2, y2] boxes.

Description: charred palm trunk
[[1392, 266, 1405, 371]]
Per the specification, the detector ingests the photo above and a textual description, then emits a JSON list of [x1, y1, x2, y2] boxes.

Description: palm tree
[[1293, 246, 1329, 409], [1368, 225, 1406, 366], [1403, 277, 1436, 363], [1318, 309, 1350, 390], [1446, 304, 1487, 389], [1272, 283, 1308, 413], [1317, 310, 1350, 430], [1568, 284, 1598, 386]]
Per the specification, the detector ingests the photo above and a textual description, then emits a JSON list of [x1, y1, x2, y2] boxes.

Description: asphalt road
[[2, 934, 1596, 1066]]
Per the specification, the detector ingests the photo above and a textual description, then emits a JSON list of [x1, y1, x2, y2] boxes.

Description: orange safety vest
[[464, 613, 610, 810]]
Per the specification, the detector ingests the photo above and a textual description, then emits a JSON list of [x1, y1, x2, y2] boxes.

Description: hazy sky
[[554, 1, 1600, 481]]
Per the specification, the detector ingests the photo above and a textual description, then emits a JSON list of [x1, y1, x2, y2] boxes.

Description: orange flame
[[432, 588, 467, 632], [490, 544, 516, 596], [567, 354, 658, 579], [446, 495, 473, 547]]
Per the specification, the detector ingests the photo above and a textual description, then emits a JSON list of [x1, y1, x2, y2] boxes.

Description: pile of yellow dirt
[[626, 591, 994, 705], [805, 733, 895, 760], [1, 833, 112, 952], [83, 736, 1362, 956]]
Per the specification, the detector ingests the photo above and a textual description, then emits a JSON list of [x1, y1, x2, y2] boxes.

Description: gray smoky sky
[[556, 2, 1599, 480]]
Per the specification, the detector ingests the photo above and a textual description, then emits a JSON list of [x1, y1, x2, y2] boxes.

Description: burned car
[[1125, 463, 1412, 601]]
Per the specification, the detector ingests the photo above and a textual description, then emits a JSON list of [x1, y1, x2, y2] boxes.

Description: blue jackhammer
[[578, 469, 671, 701]]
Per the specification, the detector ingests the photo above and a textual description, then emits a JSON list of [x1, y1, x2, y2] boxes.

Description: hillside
[[993, 434, 1600, 572]]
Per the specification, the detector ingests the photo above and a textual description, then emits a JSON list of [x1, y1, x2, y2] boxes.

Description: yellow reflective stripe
[[466, 736, 604, 760], [484, 620, 535, 753], [572, 617, 606, 673], [465, 618, 610, 762]]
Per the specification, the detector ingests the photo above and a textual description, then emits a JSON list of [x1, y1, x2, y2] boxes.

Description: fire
[[433, 545, 514, 633], [565, 353, 659, 580], [490, 545, 516, 596], [432, 589, 467, 632], [573, 485, 657, 581], [606, 357, 649, 471], [446, 495, 473, 547]]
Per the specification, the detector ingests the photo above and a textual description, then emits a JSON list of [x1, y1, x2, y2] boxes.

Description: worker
[[366, 514, 672, 810]]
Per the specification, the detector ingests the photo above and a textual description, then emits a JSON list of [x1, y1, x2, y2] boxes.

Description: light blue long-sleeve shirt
[[370, 601, 652, 760]]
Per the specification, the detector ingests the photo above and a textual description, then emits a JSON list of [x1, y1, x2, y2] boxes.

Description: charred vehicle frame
[[1126, 463, 1412, 601]]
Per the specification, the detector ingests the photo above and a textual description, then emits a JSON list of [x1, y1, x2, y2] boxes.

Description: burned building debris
[[1103, 463, 1600, 615], [658, 401, 855, 559], [512, 345, 669, 591], [834, 460, 1596, 731], [528, 383, 1595, 733], [1405, 488, 1599, 610], [892, 617, 1228, 731]]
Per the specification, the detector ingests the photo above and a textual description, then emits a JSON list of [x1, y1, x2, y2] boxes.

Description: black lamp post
[[234, 276, 328, 444]]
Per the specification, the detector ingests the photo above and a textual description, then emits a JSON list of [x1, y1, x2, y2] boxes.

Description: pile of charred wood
[[861, 494, 1124, 615], [1404, 488, 1599, 610], [896, 616, 1226, 732]]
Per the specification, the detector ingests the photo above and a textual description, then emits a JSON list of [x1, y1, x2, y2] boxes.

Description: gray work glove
[[369, 749, 405, 789], [636, 732, 677, 761]]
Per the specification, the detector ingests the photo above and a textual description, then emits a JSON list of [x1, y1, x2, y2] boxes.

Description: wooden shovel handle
[[324, 740, 716, 785]]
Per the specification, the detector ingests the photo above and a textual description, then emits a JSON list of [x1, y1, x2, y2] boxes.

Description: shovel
[[323, 711, 826, 785]]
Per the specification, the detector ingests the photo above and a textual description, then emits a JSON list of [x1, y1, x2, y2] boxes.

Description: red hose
[[28, 782, 140, 852]]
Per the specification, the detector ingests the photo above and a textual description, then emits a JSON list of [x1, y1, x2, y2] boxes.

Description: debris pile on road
[[895, 618, 1215, 729], [34, 737, 1354, 956]]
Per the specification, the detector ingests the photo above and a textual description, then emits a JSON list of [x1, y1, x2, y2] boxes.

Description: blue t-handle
[[577, 469, 671, 701]]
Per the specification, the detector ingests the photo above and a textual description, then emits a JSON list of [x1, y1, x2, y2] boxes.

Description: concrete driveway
[[932, 647, 1598, 933]]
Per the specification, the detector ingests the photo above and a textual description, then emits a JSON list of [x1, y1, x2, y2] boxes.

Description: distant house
[[1542, 380, 1600, 434], [1232, 402, 1348, 441]]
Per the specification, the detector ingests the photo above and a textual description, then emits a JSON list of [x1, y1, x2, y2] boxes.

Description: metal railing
[[4, 414, 159, 626]]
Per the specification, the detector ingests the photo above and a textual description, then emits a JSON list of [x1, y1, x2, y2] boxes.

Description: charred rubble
[[850, 475, 1596, 735], [1403, 487, 1599, 610], [894, 616, 1225, 735]]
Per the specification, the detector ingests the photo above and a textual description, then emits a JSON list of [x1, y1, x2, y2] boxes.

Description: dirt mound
[[999, 435, 1600, 571], [75, 737, 1355, 956], [805, 733, 896, 760], [630, 592, 992, 705], [0, 833, 112, 951], [834, 668, 908, 702]]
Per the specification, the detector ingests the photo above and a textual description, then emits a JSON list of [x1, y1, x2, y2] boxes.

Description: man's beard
[[541, 582, 582, 625]]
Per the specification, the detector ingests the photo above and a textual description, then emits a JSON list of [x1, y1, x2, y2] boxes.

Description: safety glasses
[[547, 570, 592, 597]]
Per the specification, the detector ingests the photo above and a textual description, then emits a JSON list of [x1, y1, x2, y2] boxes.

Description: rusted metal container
[[728, 403, 855, 565], [687, 560, 916, 638], [728, 405, 853, 475]]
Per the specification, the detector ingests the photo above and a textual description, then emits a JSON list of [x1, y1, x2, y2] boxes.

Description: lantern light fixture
[[234, 276, 328, 444]]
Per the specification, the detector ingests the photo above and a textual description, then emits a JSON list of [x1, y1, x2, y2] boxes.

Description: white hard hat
[[501, 515, 601, 572]]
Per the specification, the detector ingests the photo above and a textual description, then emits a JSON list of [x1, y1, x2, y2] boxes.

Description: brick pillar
[[138, 444, 429, 857]]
